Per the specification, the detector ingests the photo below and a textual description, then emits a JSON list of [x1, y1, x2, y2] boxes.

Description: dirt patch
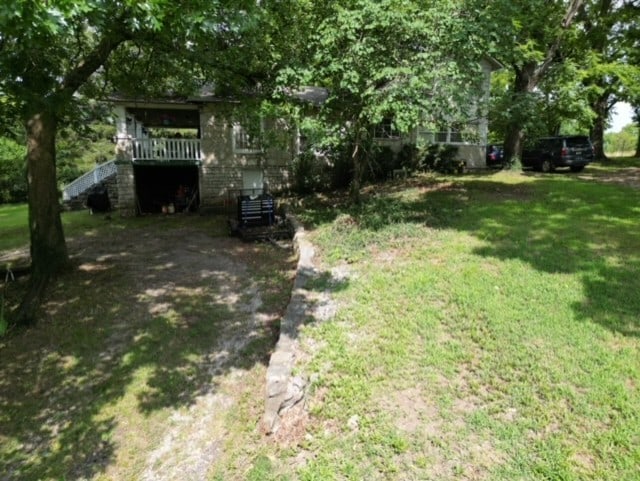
[[578, 166, 640, 189], [0, 215, 297, 481]]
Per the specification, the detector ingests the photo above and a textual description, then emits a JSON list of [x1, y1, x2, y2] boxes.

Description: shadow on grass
[[297, 171, 640, 338], [0, 216, 298, 480], [462, 178, 640, 338]]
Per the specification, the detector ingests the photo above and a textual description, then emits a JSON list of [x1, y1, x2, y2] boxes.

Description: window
[[242, 169, 264, 194], [421, 124, 480, 145], [232, 118, 262, 154], [373, 118, 401, 139]]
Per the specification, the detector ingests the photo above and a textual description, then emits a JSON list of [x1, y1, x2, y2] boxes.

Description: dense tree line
[[1, 0, 639, 326]]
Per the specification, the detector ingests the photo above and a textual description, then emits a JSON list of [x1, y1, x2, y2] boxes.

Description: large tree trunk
[[14, 110, 70, 326], [590, 94, 609, 161], [503, 63, 537, 164], [503, 123, 526, 165]]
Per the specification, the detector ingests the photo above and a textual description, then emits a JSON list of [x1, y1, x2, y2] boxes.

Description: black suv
[[521, 136, 594, 172]]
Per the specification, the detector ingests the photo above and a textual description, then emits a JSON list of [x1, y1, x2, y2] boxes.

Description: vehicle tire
[[540, 159, 554, 173], [570, 165, 585, 173]]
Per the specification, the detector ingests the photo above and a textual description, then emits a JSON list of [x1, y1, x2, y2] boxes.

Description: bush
[[292, 150, 325, 195], [397, 143, 420, 172], [325, 143, 354, 191], [0, 138, 27, 203], [368, 145, 397, 182], [419, 144, 464, 174]]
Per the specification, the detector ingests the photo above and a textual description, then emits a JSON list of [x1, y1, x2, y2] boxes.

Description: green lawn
[[0, 203, 29, 252], [0, 203, 127, 253], [233, 160, 639, 480]]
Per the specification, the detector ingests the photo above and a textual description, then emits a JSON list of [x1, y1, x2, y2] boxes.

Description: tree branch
[[59, 24, 133, 98], [535, 0, 584, 83]]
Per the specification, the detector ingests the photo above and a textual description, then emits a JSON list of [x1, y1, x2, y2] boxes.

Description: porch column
[[113, 105, 132, 161], [116, 163, 136, 216]]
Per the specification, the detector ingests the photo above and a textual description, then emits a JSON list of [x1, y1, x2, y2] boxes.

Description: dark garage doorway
[[134, 165, 199, 214]]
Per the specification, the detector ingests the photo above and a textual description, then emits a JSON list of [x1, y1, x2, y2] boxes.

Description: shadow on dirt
[[0, 216, 301, 480]]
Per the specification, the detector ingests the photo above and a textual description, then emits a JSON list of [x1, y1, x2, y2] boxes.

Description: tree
[[0, 1, 256, 325], [275, 0, 486, 201], [634, 107, 640, 157], [480, 0, 585, 163], [604, 122, 638, 155], [577, 0, 640, 161]]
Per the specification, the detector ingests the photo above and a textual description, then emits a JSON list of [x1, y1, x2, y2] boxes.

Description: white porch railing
[[131, 138, 202, 163], [62, 160, 117, 201]]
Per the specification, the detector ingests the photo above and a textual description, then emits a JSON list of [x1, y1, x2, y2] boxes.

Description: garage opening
[[134, 165, 199, 214]]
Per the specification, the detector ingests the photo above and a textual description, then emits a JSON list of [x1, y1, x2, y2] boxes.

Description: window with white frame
[[232, 118, 263, 154], [373, 117, 402, 139], [421, 123, 480, 145]]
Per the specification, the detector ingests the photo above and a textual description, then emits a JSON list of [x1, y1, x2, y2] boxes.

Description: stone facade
[[199, 105, 295, 210], [115, 162, 136, 216], [111, 99, 297, 215]]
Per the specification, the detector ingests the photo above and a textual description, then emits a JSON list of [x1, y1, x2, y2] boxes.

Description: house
[[63, 56, 500, 215], [371, 56, 503, 169], [110, 89, 298, 216]]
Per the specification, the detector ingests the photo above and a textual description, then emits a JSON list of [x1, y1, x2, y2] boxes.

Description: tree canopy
[[481, 0, 640, 160], [274, 0, 487, 199], [0, 0, 259, 325]]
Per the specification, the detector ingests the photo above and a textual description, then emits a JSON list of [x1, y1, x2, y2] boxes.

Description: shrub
[[397, 143, 420, 172], [419, 144, 464, 174], [325, 143, 354, 191], [293, 150, 325, 195], [368, 145, 397, 182]]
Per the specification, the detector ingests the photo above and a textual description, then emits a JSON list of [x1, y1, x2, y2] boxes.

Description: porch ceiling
[[128, 108, 200, 128]]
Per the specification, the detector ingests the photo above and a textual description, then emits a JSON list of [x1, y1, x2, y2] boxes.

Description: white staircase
[[62, 160, 117, 201]]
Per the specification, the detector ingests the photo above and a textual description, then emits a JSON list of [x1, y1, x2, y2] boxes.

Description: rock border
[[263, 215, 314, 435]]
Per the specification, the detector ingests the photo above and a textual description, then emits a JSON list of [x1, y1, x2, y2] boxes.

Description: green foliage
[[0, 294, 7, 337], [0, 138, 27, 203], [0, 121, 113, 203], [420, 144, 464, 174], [292, 150, 327, 195], [276, 0, 486, 196], [369, 146, 397, 182], [397, 143, 420, 172], [56, 123, 116, 186], [484, 0, 640, 147], [605, 123, 639, 155]]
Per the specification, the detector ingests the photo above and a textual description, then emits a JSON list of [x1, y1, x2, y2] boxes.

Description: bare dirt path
[[0, 216, 296, 481]]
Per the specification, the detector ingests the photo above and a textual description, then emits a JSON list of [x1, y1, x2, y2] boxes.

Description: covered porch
[[112, 102, 203, 214], [113, 102, 203, 164]]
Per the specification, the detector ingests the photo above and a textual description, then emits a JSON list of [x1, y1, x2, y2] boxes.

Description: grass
[[260, 158, 640, 480], [1, 158, 639, 479], [0, 203, 29, 252], [0, 203, 140, 253]]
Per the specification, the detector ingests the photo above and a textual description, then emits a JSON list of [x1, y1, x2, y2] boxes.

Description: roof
[[482, 54, 503, 71], [287, 86, 330, 106], [111, 85, 330, 107]]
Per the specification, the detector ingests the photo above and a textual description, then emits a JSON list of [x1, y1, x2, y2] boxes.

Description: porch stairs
[[62, 160, 118, 209]]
